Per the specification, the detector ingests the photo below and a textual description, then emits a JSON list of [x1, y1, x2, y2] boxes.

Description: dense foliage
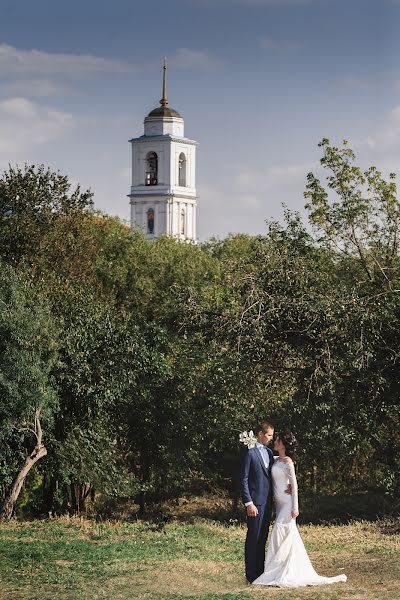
[[0, 144, 399, 518], [0, 263, 58, 516]]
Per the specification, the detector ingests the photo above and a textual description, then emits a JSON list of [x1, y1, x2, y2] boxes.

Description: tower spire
[[160, 57, 168, 107]]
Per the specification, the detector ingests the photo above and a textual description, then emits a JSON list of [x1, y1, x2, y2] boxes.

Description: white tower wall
[[128, 64, 197, 242]]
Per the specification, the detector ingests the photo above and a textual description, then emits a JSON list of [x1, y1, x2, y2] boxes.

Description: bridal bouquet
[[239, 430, 257, 449]]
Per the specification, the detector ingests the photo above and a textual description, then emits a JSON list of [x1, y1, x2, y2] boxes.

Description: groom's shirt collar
[[255, 441, 270, 469], [256, 442, 267, 449]]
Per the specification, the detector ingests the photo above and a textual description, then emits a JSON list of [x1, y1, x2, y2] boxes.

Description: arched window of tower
[[181, 208, 185, 236], [145, 152, 158, 186], [179, 153, 187, 187], [147, 208, 155, 234]]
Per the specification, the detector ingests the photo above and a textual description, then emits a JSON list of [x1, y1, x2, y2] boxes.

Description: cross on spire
[[160, 57, 168, 107]]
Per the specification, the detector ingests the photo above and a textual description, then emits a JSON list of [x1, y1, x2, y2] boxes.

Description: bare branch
[[34, 408, 43, 447]]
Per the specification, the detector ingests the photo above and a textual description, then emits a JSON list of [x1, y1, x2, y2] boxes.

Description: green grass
[[0, 518, 399, 600]]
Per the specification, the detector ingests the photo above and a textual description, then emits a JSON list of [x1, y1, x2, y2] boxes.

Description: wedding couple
[[240, 419, 347, 588]]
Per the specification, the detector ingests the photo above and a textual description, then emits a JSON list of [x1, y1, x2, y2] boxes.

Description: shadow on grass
[[299, 491, 399, 525], [135, 490, 399, 528], [379, 519, 400, 535], [26, 489, 398, 530]]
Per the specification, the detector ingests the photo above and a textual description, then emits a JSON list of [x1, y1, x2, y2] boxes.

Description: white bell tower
[[128, 61, 197, 241]]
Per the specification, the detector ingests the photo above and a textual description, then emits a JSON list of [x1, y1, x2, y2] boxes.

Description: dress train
[[252, 459, 347, 588]]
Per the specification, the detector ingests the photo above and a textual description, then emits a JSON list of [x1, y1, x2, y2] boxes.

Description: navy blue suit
[[241, 445, 273, 582]]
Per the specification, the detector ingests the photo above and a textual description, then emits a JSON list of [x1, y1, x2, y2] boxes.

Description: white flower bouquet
[[239, 430, 257, 449]]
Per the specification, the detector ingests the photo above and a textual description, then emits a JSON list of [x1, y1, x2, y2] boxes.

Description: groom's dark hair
[[254, 419, 275, 434]]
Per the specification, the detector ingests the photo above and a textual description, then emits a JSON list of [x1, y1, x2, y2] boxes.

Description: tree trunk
[[0, 444, 47, 521], [0, 409, 47, 521], [71, 482, 79, 514], [43, 476, 59, 515], [138, 490, 146, 516], [311, 464, 318, 495], [71, 482, 92, 515]]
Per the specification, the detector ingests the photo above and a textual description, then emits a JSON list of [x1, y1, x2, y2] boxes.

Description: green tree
[[43, 286, 162, 514], [0, 164, 93, 267], [303, 139, 400, 495], [305, 138, 400, 286], [0, 262, 58, 519]]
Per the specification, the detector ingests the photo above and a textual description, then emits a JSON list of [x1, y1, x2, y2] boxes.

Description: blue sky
[[0, 0, 399, 239]]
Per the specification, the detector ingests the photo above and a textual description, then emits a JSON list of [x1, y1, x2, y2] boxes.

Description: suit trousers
[[245, 502, 271, 582]]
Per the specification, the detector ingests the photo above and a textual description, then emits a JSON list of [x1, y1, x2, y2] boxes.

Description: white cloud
[[169, 48, 224, 71], [0, 97, 74, 163], [1, 97, 37, 118], [0, 43, 136, 78], [0, 43, 223, 80], [0, 78, 73, 97]]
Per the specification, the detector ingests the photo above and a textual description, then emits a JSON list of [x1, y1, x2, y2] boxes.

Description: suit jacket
[[241, 446, 273, 506]]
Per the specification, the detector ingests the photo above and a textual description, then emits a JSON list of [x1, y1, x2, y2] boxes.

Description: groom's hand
[[246, 503, 259, 517]]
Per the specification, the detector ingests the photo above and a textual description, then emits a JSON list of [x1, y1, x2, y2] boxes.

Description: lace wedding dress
[[252, 458, 347, 588]]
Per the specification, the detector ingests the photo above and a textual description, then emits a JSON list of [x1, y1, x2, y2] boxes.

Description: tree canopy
[[0, 142, 399, 519]]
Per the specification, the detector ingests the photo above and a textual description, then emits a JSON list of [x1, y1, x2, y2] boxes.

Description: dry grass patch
[[134, 559, 245, 595]]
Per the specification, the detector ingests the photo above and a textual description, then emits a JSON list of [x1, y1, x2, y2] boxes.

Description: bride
[[252, 431, 347, 588]]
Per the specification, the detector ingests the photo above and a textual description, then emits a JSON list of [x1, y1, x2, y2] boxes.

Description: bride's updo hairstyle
[[279, 430, 299, 459]]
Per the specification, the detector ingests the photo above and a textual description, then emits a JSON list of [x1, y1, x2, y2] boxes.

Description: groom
[[240, 419, 275, 583]]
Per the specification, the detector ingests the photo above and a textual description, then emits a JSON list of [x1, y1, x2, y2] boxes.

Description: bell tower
[[128, 61, 197, 241]]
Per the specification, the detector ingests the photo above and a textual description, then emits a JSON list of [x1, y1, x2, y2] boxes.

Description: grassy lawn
[[0, 517, 399, 600]]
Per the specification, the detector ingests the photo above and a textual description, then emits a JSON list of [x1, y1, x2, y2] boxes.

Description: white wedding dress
[[252, 458, 347, 588]]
